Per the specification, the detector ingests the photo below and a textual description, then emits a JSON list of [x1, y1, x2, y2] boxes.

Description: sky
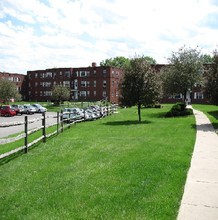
[[0, 0, 218, 74]]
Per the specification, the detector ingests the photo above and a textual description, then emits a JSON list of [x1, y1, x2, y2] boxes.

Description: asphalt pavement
[[0, 112, 57, 138]]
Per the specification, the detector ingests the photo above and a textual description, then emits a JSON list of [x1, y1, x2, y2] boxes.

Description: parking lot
[[0, 112, 57, 139]]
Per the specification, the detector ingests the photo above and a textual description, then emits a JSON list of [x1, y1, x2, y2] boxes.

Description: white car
[[32, 104, 47, 113], [23, 104, 37, 114], [62, 108, 83, 122]]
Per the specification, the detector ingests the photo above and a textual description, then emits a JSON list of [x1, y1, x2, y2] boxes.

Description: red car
[[0, 105, 16, 117]]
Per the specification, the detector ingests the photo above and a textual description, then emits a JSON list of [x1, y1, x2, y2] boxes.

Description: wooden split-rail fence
[[0, 105, 118, 160]]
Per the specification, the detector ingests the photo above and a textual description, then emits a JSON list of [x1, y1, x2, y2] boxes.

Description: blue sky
[[0, 0, 218, 74]]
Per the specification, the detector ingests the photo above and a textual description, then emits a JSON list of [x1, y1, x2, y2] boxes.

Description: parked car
[[31, 104, 47, 113], [62, 108, 83, 122], [11, 104, 25, 115], [23, 104, 37, 114], [0, 105, 16, 117]]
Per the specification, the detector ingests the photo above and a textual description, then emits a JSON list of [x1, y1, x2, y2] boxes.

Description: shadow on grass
[[208, 111, 218, 120], [103, 120, 152, 126], [146, 111, 168, 118]]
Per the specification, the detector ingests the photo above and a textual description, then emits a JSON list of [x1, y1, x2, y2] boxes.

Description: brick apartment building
[[0, 72, 27, 100], [27, 63, 123, 104], [151, 64, 208, 104], [1, 63, 210, 105]]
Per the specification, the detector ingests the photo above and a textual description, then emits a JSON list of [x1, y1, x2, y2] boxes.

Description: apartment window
[[41, 82, 51, 87], [103, 69, 107, 76], [81, 81, 86, 87], [44, 91, 52, 96], [93, 91, 96, 96], [102, 90, 106, 97], [116, 91, 119, 96], [80, 71, 89, 77], [45, 72, 52, 78], [35, 82, 38, 87], [64, 71, 70, 77], [112, 92, 114, 97], [63, 81, 70, 87], [112, 81, 114, 87], [194, 92, 204, 99], [174, 94, 183, 99], [93, 70, 96, 75], [93, 80, 96, 87], [74, 80, 78, 89], [35, 73, 38, 78], [103, 80, 107, 88], [80, 91, 86, 97], [87, 91, 90, 96], [40, 91, 43, 96]]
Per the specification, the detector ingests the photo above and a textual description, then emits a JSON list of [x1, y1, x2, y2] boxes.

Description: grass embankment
[[193, 104, 218, 130], [0, 106, 196, 219], [0, 125, 57, 155]]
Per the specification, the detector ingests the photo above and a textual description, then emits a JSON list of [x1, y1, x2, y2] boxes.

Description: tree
[[161, 46, 204, 101], [100, 56, 130, 69], [142, 56, 156, 64], [120, 56, 160, 123], [0, 78, 19, 103], [100, 56, 156, 69], [204, 50, 218, 104], [52, 85, 70, 105], [201, 53, 214, 64]]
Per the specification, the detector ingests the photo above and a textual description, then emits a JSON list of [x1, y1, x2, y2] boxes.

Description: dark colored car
[[11, 104, 25, 115], [0, 105, 16, 117]]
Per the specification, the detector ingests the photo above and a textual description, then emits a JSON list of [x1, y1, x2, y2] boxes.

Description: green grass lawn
[[193, 104, 218, 130], [0, 105, 196, 219]]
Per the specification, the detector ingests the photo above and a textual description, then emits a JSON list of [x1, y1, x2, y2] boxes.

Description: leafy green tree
[[100, 56, 130, 69], [161, 46, 203, 101], [204, 50, 218, 104], [52, 85, 70, 105], [0, 78, 19, 104], [120, 56, 160, 123], [201, 53, 214, 64], [100, 56, 156, 69], [142, 56, 156, 64]]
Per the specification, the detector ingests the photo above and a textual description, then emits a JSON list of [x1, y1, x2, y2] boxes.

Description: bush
[[165, 103, 193, 117], [176, 102, 186, 111]]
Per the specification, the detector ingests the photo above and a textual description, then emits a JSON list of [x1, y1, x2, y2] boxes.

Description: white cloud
[[0, 0, 218, 73]]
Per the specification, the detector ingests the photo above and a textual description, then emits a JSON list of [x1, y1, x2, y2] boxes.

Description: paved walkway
[[177, 108, 218, 220]]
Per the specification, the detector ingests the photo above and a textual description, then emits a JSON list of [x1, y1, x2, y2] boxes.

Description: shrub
[[165, 103, 193, 117], [176, 102, 186, 111]]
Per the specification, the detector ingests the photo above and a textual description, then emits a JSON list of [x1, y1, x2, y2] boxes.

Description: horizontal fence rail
[[0, 105, 118, 160]]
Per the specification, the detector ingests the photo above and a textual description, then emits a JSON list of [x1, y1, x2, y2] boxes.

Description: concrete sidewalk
[[177, 108, 218, 220]]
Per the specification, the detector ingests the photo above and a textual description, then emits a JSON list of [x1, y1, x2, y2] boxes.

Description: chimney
[[92, 62, 96, 67]]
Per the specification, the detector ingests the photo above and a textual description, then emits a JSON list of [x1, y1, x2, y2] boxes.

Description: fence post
[[57, 112, 59, 135], [42, 112, 46, 143], [24, 116, 28, 153], [106, 104, 109, 116], [68, 111, 71, 128], [60, 109, 63, 133]]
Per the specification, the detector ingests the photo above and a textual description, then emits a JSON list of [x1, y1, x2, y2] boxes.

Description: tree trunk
[[138, 102, 141, 123], [183, 90, 187, 102]]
